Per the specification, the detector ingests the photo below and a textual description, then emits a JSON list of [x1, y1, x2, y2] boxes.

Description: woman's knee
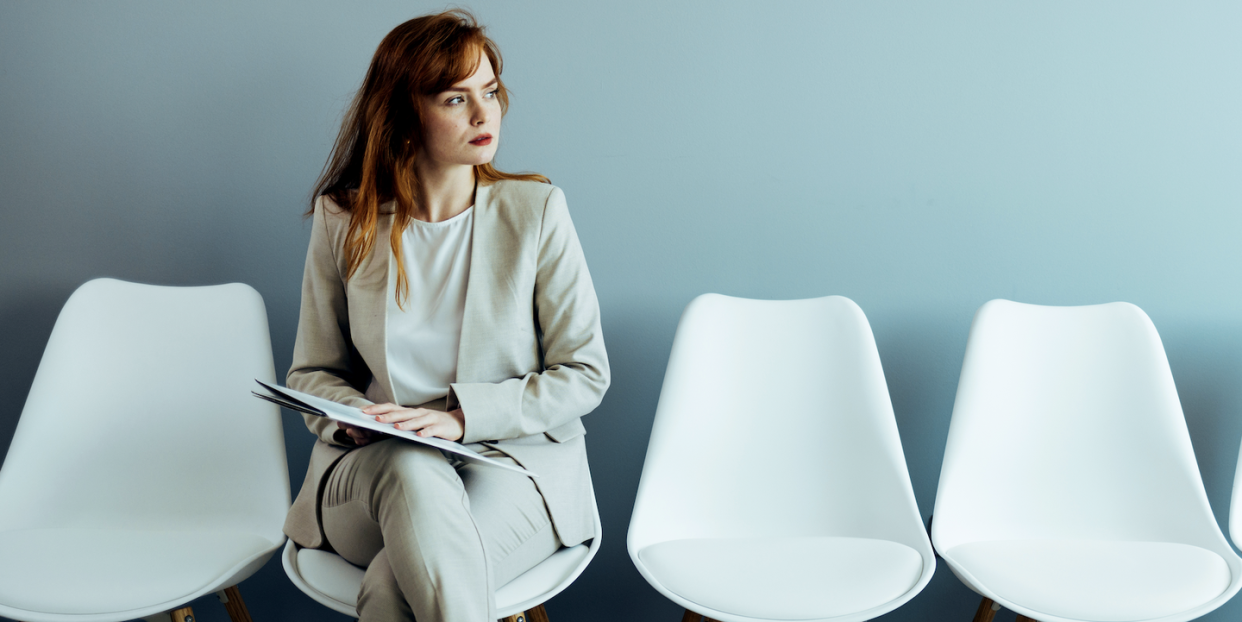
[[369, 441, 460, 496]]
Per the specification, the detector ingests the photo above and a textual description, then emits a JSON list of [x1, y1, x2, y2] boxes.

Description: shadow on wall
[[1162, 323, 1242, 516], [0, 285, 78, 459]]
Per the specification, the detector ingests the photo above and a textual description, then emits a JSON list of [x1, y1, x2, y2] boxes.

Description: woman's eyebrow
[[444, 79, 499, 93]]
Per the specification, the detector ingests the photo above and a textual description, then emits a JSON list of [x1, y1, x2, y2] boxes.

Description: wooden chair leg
[[500, 611, 535, 622], [169, 605, 195, 622], [972, 597, 1001, 622], [682, 609, 702, 622], [217, 585, 254, 622], [527, 604, 551, 622]]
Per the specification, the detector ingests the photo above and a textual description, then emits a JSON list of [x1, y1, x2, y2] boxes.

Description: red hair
[[311, 9, 547, 307]]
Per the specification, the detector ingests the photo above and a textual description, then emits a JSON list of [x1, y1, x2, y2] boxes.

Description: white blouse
[[385, 206, 473, 406]]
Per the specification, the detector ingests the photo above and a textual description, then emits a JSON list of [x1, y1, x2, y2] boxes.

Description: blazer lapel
[[456, 182, 495, 385], [349, 209, 396, 404]]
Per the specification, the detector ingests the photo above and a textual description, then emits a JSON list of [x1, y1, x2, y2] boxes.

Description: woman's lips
[[469, 135, 493, 146]]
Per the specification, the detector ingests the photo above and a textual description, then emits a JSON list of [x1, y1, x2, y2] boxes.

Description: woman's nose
[[471, 103, 489, 126]]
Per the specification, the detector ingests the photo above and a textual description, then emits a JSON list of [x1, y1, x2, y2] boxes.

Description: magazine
[[252, 379, 534, 477]]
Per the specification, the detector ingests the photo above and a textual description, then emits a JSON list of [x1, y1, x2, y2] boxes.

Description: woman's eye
[[485, 89, 499, 99], [447, 96, 464, 105]]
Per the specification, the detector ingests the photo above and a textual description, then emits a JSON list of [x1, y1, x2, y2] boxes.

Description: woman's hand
[[336, 422, 382, 447], [362, 403, 466, 442]]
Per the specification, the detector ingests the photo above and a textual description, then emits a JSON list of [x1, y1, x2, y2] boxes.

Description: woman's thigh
[[456, 448, 562, 587], [320, 440, 561, 586], [320, 439, 458, 566]]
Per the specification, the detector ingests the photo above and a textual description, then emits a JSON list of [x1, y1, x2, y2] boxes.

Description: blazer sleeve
[[287, 197, 375, 445], [450, 187, 611, 443]]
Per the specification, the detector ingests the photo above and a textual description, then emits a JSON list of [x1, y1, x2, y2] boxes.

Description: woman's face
[[418, 49, 501, 170]]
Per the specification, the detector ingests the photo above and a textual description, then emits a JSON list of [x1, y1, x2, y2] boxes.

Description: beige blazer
[[283, 179, 609, 550]]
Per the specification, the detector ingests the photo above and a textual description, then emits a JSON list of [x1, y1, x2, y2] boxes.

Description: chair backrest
[[629, 294, 927, 554], [933, 300, 1229, 555], [1227, 419, 1242, 549], [0, 278, 289, 543]]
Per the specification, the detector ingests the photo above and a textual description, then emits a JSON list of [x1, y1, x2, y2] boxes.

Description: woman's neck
[[414, 161, 475, 223]]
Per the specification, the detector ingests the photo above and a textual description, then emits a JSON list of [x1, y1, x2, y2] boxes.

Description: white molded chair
[[932, 300, 1242, 622], [281, 492, 601, 622], [1231, 432, 1242, 556], [0, 278, 290, 622], [628, 294, 935, 622]]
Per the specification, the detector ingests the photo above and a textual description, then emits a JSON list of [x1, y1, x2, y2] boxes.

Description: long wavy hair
[[311, 9, 547, 308]]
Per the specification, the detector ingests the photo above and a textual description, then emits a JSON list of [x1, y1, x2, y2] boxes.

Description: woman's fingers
[[413, 421, 445, 438], [375, 407, 438, 425], [408, 410, 464, 441], [360, 407, 464, 441], [371, 406, 419, 422], [361, 402, 403, 415], [337, 422, 378, 446], [391, 410, 437, 430]]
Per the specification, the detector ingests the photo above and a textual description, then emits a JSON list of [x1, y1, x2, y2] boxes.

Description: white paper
[[254, 380, 534, 477]]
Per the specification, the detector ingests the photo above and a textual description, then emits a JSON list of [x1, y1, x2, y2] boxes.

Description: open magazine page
[[253, 380, 535, 477]]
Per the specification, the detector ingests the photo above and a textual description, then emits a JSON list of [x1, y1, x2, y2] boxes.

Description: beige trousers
[[321, 439, 561, 622]]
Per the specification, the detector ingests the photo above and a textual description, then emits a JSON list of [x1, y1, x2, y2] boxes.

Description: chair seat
[[0, 527, 276, 615], [943, 540, 1232, 621], [638, 537, 924, 620], [292, 539, 593, 616]]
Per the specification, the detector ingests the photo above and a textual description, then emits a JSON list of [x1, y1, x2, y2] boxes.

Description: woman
[[282, 10, 609, 622]]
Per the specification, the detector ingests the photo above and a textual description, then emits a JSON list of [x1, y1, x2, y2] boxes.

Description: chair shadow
[[0, 285, 76, 461]]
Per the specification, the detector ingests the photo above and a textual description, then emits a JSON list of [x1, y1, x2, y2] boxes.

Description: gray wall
[[3, 1, 1241, 621]]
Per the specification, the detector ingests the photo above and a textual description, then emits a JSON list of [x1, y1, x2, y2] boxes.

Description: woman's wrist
[[450, 408, 466, 441]]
